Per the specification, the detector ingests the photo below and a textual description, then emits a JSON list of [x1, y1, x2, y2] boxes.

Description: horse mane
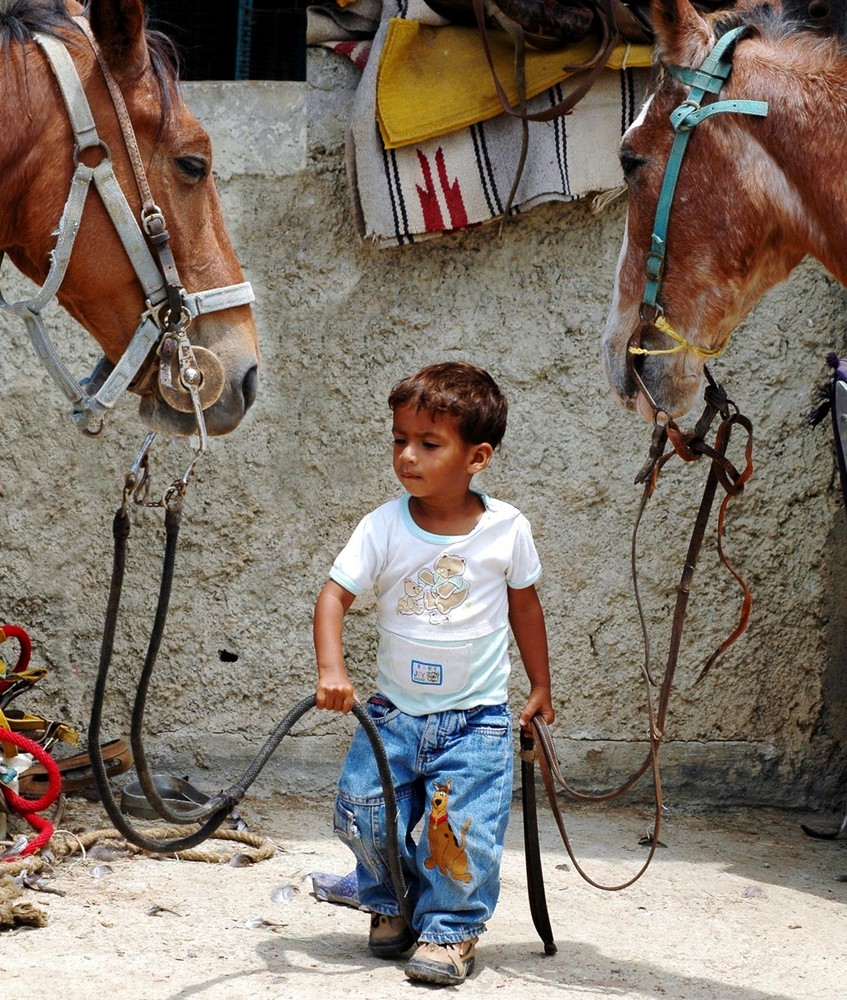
[[144, 23, 182, 126], [0, 0, 181, 126], [0, 0, 73, 49], [712, 0, 847, 52]]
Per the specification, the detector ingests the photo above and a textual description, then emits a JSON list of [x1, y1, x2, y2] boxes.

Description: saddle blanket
[[311, 0, 653, 248]]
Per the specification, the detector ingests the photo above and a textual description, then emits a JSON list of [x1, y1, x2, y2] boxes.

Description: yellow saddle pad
[[376, 18, 652, 149]]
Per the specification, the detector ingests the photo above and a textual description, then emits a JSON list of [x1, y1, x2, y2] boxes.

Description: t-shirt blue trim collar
[[400, 491, 490, 544]]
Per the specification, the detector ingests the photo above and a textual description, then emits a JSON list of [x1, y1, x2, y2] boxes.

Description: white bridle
[[0, 18, 255, 436]]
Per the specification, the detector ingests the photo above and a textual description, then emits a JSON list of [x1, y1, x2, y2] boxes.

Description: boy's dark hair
[[388, 362, 508, 449]]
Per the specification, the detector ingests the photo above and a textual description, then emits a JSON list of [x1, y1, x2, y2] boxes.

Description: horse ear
[[650, 0, 714, 66], [88, 0, 148, 77]]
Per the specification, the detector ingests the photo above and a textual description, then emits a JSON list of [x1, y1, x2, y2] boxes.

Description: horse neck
[[0, 36, 76, 270], [775, 125, 847, 285], [745, 45, 847, 286], [0, 51, 32, 250]]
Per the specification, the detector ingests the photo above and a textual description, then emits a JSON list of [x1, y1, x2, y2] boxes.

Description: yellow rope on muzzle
[[628, 315, 726, 362]]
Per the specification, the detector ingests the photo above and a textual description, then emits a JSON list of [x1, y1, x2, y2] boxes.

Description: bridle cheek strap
[[629, 26, 768, 366]]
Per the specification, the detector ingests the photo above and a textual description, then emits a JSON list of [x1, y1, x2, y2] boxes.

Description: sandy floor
[[1, 793, 845, 999]]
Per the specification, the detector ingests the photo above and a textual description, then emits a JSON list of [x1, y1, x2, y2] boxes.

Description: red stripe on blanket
[[326, 40, 371, 71], [416, 148, 468, 233]]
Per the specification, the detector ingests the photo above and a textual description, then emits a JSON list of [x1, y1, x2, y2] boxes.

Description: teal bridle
[[628, 25, 769, 375]]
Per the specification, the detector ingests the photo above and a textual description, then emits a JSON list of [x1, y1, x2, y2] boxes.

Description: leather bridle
[[626, 23, 768, 414], [0, 17, 255, 440]]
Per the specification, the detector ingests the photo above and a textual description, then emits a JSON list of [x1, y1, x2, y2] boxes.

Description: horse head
[[0, 0, 259, 437], [602, 0, 845, 419]]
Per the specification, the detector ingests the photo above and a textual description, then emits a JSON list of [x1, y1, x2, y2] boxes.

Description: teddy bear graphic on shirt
[[396, 553, 469, 623]]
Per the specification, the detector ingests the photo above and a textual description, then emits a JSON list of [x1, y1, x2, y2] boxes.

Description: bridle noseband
[[0, 17, 255, 440], [627, 24, 769, 414]]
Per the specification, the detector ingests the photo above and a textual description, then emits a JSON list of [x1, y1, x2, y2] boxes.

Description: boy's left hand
[[518, 685, 555, 731]]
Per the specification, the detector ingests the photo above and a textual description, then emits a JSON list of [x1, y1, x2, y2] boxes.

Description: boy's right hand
[[315, 664, 356, 713], [314, 580, 357, 712]]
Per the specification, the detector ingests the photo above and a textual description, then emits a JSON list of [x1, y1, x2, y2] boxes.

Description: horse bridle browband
[[0, 17, 254, 438], [627, 23, 769, 408]]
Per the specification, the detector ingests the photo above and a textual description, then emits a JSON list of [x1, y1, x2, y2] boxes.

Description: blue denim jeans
[[334, 695, 513, 944]]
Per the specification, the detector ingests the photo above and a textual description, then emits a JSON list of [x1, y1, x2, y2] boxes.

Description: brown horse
[[602, 0, 847, 418], [0, 0, 259, 436]]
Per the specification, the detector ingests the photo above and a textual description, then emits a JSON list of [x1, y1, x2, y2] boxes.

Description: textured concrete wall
[[2, 50, 846, 810]]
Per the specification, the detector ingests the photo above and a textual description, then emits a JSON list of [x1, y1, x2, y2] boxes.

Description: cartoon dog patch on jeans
[[424, 779, 472, 883]]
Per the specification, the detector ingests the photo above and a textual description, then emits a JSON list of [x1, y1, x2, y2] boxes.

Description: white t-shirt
[[330, 492, 542, 714]]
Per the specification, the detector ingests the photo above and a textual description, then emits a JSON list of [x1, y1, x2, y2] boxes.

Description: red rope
[[1, 727, 62, 859], [0, 623, 32, 674]]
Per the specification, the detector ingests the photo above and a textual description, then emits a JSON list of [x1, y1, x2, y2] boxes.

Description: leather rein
[[522, 27, 761, 953], [0, 16, 254, 440]]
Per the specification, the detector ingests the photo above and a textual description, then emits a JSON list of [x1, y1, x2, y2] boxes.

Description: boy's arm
[[314, 579, 357, 713], [508, 584, 555, 731]]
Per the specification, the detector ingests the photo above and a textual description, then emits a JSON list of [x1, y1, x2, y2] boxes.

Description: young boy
[[313, 361, 554, 986]]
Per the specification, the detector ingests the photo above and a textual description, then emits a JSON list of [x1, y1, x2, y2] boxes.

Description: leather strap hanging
[[468, 0, 625, 216], [521, 730, 557, 954], [520, 377, 754, 945], [471, 0, 622, 124]]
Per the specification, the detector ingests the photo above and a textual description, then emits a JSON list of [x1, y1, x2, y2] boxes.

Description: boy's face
[[391, 402, 490, 501]]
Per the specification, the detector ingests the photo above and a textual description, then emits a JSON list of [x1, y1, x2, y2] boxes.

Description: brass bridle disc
[[158, 346, 225, 413]]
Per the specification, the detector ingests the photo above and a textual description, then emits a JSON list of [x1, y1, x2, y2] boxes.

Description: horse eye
[[175, 155, 208, 181], [619, 147, 645, 179]]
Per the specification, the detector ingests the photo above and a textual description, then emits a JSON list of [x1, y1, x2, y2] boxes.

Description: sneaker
[[404, 938, 478, 984], [368, 913, 416, 958]]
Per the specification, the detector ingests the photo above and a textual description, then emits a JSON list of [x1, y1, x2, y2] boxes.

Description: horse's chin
[[608, 367, 705, 421], [137, 395, 249, 438], [604, 312, 709, 419], [137, 397, 200, 437], [609, 389, 659, 421]]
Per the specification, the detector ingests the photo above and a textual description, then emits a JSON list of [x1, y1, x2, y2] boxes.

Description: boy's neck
[[408, 490, 485, 536]]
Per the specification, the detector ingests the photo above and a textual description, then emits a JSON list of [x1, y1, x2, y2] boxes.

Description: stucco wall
[[2, 49, 846, 810]]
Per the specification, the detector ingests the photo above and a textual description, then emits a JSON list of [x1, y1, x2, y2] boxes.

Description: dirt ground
[[1, 793, 845, 999]]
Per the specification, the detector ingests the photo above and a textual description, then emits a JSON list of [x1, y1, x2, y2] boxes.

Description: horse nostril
[[242, 365, 258, 411]]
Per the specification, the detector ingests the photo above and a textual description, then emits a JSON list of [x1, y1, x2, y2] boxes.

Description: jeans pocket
[[334, 795, 385, 882], [366, 693, 400, 726], [464, 702, 511, 738], [333, 798, 360, 847]]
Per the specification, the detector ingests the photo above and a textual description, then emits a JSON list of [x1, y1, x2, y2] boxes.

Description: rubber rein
[[521, 27, 761, 953], [0, 17, 254, 437], [521, 376, 753, 952], [83, 434, 413, 925], [49, 0, 394, 881]]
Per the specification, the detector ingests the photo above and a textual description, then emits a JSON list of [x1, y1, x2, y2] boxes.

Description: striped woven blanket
[[312, 0, 653, 248]]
